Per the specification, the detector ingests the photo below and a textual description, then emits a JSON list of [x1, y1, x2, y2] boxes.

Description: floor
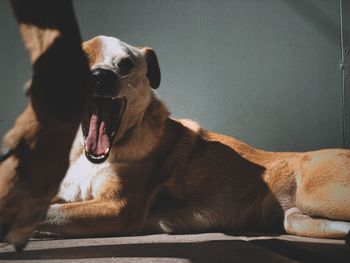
[[0, 233, 349, 262]]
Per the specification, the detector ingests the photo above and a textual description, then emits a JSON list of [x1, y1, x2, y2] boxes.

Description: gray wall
[[0, 0, 346, 152], [342, 0, 350, 148], [0, 0, 31, 142]]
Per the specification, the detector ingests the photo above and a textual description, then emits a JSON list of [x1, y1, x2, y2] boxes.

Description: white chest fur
[[57, 156, 110, 202]]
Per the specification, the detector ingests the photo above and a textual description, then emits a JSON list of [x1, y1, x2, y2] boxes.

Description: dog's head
[[82, 36, 161, 163]]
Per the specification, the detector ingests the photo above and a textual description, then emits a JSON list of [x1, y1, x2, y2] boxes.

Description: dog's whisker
[[120, 72, 135, 79], [128, 83, 140, 95]]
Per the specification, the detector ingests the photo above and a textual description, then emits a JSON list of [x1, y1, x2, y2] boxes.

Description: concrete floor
[[0, 233, 349, 262]]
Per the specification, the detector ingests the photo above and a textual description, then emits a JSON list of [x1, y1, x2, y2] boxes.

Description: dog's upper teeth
[[104, 148, 110, 155]]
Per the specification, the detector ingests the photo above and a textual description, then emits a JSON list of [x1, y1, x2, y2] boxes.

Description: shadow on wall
[[282, 0, 340, 45]]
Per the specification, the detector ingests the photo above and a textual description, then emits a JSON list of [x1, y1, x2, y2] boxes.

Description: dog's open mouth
[[82, 96, 127, 163]]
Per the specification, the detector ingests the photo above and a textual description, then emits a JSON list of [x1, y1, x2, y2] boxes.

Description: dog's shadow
[[1, 236, 349, 262]]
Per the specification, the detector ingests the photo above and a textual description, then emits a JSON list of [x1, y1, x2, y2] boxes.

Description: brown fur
[[0, 0, 91, 248], [38, 36, 350, 240], [83, 37, 103, 67]]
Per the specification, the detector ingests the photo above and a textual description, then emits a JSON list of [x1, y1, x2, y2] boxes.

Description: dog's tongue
[[85, 102, 112, 156], [85, 115, 110, 155]]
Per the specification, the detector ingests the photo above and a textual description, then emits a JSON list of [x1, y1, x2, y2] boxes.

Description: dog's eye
[[118, 58, 134, 74]]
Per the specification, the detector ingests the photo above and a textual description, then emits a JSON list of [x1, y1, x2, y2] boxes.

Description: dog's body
[[39, 36, 350, 239]]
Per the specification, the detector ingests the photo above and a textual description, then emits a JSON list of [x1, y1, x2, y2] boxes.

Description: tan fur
[[0, 0, 91, 248], [82, 37, 103, 67], [38, 36, 350, 239]]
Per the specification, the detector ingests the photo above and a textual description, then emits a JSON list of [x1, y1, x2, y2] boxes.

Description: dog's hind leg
[[284, 207, 350, 239], [295, 151, 350, 222]]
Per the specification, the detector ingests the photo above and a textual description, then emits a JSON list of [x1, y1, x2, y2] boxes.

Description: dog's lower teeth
[[87, 153, 106, 160]]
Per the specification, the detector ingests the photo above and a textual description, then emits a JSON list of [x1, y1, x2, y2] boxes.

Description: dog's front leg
[[37, 199, 147, 238], [0, 0, 92, 249]]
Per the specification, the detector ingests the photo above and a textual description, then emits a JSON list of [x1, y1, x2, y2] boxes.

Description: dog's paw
[[33, 230, 61, 239]]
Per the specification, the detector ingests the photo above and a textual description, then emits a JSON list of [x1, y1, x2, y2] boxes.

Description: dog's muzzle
[[91, 68, 118, 98], [82, 67, 126, 163]]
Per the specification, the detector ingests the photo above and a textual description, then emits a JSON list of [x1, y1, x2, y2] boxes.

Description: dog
[[0, 0, 92, 250], [37, 35, 350, 239]]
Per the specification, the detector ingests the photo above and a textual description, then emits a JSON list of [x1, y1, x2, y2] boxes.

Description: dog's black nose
[[91, 68, 118, 97]]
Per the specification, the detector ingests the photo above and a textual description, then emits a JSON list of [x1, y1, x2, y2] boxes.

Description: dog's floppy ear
[[141, 47, 161, 89]]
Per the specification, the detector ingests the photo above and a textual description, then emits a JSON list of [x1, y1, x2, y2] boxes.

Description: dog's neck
[[108, 96, 170, 163]]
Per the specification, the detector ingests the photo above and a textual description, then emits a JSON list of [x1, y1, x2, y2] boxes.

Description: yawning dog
[[38, 36, 350, 239]]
